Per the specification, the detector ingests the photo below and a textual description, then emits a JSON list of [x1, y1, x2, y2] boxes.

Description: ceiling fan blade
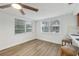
[[20, 9, 25, 15], [68, 3, 73, 5], [0, 4, 11, 9], [18, 3, 38, 12]]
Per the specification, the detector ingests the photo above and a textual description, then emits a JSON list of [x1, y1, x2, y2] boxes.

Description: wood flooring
[[0, 39, 61, 56]]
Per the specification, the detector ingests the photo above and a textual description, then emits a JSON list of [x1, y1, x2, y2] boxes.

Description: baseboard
[[34, 38, 61, 45], [0, 39, 61, 51], [0, 39, 34, 51]]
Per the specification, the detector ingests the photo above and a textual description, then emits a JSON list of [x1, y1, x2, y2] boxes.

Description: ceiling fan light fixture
[[11, 4, 22, 9]]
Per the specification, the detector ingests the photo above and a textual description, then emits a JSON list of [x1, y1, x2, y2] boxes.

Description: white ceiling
[[0, 3, 76, 20]]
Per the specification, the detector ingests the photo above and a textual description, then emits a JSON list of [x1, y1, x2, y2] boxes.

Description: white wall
[[36, 13, 77, 44], [0, 12, 77, 50], [72, 4, 79, 15], [0, 12, 36, 50]]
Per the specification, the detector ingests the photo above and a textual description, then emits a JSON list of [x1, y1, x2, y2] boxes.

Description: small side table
[[62, 39, 72, 46]]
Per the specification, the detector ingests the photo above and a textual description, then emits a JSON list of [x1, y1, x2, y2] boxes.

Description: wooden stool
[[62, 39, 72, 46], [61, 45, 77, 56]]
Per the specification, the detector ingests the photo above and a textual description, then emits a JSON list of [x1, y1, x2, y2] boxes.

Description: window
[[15, 19, 25, 34], [41, 21, 49, 32], [50, 20, 60, 33], [51, 26, 59, 33], [41, 20, 60, 33], [15, 19, 32, 34], [26, 22, 32, 32], [50, 21, 54, 32]]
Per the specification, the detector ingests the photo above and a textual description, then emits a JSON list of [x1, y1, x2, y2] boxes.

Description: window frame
[[15, 19, 33, 34]]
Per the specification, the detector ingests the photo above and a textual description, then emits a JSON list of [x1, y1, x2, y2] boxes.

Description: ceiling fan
[[0, 3, 39, 15]]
